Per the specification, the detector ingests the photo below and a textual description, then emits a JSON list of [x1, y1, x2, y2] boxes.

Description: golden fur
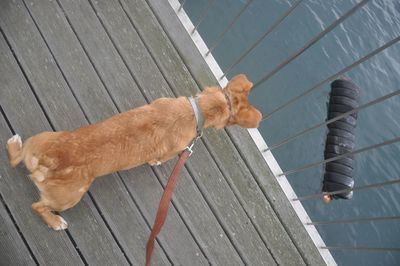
[[6, 74, 261, 230]]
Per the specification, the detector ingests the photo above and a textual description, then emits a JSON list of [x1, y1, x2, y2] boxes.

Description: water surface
[[184, 0, 400, 265]]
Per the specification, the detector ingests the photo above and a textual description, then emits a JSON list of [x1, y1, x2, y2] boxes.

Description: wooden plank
[[23, 0, 204, 264], [225, 127, 325, 265], [143, 0, 217, 89], [89, 0, 172, 100], [0, 33, 84, 265], [119, 0, 210, 97], [54, 0, 148, 111], [146, 1, 326, 265], [0, 175, 36, 266], [1, 0, 169, 264]]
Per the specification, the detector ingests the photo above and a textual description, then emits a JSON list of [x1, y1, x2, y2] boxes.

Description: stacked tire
[[323, 79, 360, 200]]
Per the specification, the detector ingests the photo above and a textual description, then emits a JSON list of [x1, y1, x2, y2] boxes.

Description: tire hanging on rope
[[322, 79, 360, 203]]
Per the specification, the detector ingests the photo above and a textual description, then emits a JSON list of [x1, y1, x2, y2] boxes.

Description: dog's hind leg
[[6, 134, 24, 168], [31, 168, 92, 230], [32, 200, 68, 230]]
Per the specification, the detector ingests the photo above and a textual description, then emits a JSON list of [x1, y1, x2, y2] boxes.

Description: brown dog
[[6, 74, 261, 230]]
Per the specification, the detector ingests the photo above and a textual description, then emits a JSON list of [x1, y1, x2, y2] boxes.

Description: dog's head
[[224, 74, 262, 128]]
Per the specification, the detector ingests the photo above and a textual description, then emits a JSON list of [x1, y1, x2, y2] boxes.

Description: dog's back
[[5, 74, 262, 230]]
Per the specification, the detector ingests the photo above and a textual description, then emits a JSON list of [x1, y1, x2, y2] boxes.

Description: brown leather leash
[[145, 96, 204, 266], [145, 141, 196, 266]]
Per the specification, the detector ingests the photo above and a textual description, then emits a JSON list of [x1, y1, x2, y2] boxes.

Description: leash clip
[[185, 145, 194, 156], [185, 136, 201, 156]]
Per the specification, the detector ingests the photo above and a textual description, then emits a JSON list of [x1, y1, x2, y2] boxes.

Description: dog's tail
[[6, 134, 24, 168]]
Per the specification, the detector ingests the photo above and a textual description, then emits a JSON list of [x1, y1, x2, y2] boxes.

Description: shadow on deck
[[0, 0, 325, 265]]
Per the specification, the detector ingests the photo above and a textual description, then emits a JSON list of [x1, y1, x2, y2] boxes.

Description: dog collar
[[188, 96, 204, 137]]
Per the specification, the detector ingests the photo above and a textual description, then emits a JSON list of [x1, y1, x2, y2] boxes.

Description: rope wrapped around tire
[[322, 79, 360, 203]]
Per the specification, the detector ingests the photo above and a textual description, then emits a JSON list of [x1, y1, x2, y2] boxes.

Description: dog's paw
[[51, 215, 68, 231], [7, 134, 22, 148], [149, 160, 162, 166]]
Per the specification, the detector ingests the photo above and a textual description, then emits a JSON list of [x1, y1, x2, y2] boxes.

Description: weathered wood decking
[[0, 0, 325, 265]]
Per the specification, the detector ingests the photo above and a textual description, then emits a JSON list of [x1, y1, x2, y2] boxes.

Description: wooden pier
[[0, 0, 326, 265]]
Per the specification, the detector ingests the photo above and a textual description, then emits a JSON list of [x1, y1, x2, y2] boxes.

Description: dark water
[[184, 0, 400, 265]]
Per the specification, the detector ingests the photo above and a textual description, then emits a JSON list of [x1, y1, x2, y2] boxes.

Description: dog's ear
[[224, 74, 261, 128], [233, 105, 262, 128], [226, 74, 253, 93]]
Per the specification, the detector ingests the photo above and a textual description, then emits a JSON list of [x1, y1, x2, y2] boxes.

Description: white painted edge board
[[167, 1, 336, 265]]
